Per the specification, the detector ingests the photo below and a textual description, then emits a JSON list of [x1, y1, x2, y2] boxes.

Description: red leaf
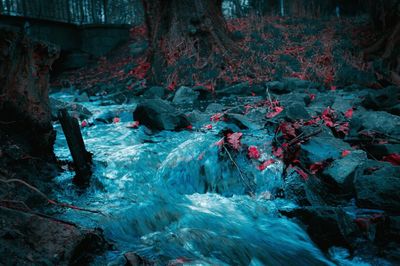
[[215, 138, 225, 148], [113, 117, 120, 123], [294, 167, 309, 180], [322, 107, 336, 127], [337, 122, 350, 135], [266, 106, 284, 118], [81, 120, 88, 128], [204, 124, 213, 130], [278, 122, 296, 139], [186, 124, 193, 130], [330, 85, 337, 91], [309, 162, 325, 174], [272, 146, 284, 159], [309, 94, 316, 101], [345, 108, 353, 119], [342, 150, 351, 157], [227, 132, 243, 150], [127, 120, 140, 128], [210, 113, 223, 122], [258, 159, 275, 171], [248, 146, 261, 159], [382, 153, 400, 166]]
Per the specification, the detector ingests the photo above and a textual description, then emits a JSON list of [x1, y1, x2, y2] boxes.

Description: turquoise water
[[51, 92, 372, 265]]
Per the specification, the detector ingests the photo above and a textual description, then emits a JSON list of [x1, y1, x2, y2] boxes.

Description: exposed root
[[0, 178, 106, 216]]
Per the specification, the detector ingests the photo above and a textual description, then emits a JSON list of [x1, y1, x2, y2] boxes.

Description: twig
[[222, 145, 255, 197], [0, 178, 105, 216]]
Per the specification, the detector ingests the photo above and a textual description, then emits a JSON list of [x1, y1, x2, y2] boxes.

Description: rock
[[172, 86, 200, 104], [284, 102, 311, 121], [281, 206, 359, 250], [0, 206, 106, 265], [186, 110, 210, 126], [335, 65, 377, 87], [205, 103, 224, 113], [284, 167, 333, 206], [364, 144, 400, 160], [265, 81, 287, 94], [283, 78, 319, 92], [300, 136, 352, 165], [351, 110, 400, 139], [133, 99, 190, 131], [362, 86, 399, 113], [129, 41, 149, 58], [278, 92, 309, 108], [93, 110, 116, 124], [354, 161, 400, 212], [75, 92, 90, 102], [224, 113, 261, 130], [142, 86, 168, 99], [322, 150, 367, 193], [50, 98, 92, 121], [124, 252, 151, 266], [216, 81, 251, 96]]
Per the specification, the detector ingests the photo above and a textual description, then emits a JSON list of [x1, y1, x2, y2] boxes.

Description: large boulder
[[354, 161, 400, 212], [350, 110, 400, 139], [281, 206, 359, 250], [50, 98, 92, 121], [300, 135, 352, 165], [172, 86, 200, 104], [322, 150, 367, 193], [133, 99, 190, 131], [0, 206, 106, 265], [361, 86, 400, 115]]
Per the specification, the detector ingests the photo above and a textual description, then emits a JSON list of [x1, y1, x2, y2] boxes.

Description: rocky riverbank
[[49, 76, 400, 264]]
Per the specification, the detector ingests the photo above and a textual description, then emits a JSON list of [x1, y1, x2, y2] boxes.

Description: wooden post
[[58, 108, 92, 185]]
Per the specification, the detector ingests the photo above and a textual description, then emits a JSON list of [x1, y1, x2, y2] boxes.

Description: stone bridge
[[0, 15, 131, 71]]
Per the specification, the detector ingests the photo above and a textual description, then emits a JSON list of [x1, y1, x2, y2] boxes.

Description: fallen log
[[58, 108, 92, 185]]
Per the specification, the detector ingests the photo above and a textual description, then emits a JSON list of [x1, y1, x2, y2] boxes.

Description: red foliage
[[210, 113, 224, 122], [226, 132, 243, 150], [294, 167, 309, 180], [266, 106, 284, 118], [127, 121, 140, 129], [130, 60, 150, 79], [248, 146, 261, 159], [258, 159, 275, 171], [278, 122, 297, 139], [204, 124, 213, 130], [81, 120, 88, 128], [309, 162, 325, 174], [382, 154, 400, 166], [113, 117, 120, 123], [341, 150, 351, 157], [322, 107, 336, 127], [345, 108, 354, 119]]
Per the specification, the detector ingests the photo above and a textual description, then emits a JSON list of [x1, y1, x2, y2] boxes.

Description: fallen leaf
[[342, 150, 351, 157], [309, 162, 325, 174], [345, 108, 353, 119], [81, 120, 88, 127], [259, 159, 275, 171], [204, 124, 213, 130], [382, 153, 400, 166], [113, 117, 120, 123], [266, 106, 284, 118], [294, 167, 309, 180], [227, 132, 243, 150], [248, 146, 261, 159]]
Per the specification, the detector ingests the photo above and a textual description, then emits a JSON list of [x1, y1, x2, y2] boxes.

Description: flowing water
[[51, 92, 374, 265]]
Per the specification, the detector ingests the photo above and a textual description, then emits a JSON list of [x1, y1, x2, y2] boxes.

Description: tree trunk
[[142, 0, 237, 85]]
